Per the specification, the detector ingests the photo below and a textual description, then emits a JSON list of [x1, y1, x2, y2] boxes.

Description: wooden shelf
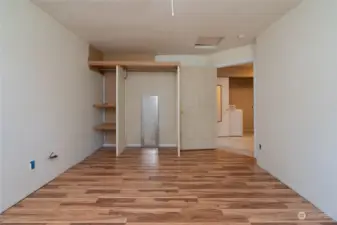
[[89, 60, 180, 73], [93, 103, 116, 109], [94, 123, 116, 131]]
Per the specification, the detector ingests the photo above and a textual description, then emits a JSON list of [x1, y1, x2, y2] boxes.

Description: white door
[[217, 78, 230, 136], [181, 67, 217, 150], [116, 66, 126, 156]]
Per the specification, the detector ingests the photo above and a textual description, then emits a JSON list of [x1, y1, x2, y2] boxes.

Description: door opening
[[216, 63, 254, 157]]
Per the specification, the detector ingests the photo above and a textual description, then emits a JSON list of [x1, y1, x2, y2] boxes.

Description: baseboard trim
[[102, 144, 116, 147], [160, 144, 177, 148], [127, 144, 177, 148], [102, 144, 177, 148], [181, 148, 216, 151], [127, 144, 141, 148]]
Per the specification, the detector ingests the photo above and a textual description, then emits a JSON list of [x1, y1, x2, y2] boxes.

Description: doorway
[[229, 77, 254, 135], [216, 63, 254, 156]]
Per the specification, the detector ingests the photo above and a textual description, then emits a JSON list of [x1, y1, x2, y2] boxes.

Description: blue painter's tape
[[30, 160, 35, 170]]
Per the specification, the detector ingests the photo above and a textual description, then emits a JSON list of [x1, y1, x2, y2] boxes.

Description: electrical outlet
[[259, 144, 262, 150], [30, 160, 35, 170]]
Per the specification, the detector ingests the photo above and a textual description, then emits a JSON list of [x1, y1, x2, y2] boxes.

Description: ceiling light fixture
[[171, 0, 175, 16]]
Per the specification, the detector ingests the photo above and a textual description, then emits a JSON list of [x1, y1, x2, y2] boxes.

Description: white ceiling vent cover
[[195, 37, 224, 49]]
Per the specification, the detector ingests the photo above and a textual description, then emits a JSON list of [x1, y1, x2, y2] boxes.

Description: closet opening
[[90, 61, 181, 156]]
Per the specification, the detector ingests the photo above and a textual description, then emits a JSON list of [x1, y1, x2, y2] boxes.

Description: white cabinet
[[229, 109, 243, 136]]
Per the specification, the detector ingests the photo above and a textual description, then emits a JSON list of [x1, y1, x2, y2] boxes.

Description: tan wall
[[218, 63, 253, 78], [125, 72, 177, 146], [229, 78, 254, 132], [88, 45, 103, 61], [105, 72, 116, 144]]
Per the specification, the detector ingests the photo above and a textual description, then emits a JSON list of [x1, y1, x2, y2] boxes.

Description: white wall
[[105, 53, 155, 61], [156, 55, 210, 67], [155, 55, 220, 150], [210, 45, 254, 68], [180, 67, 217, 150], [125, 72, 177, 147], [255, 0, 337, 220], [0, 0, 102, 212], [156, 46, 254, 68], [0, 49, 2, 211]]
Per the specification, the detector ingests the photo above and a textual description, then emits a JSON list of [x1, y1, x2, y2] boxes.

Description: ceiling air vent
[[195, 37, 224, 49]]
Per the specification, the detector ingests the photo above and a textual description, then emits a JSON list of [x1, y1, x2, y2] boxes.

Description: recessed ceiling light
[[237, 34, 245, 39]]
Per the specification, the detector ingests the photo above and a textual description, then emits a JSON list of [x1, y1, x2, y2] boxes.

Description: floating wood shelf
[[89, 60, 180, 73], [93, 103, 116, 109], [94, 123, 116, 131]]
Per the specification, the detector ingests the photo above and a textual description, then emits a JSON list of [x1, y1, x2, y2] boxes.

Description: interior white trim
[[160, 144, 177, 148], [102, 144, 116, 147], [126, 144, 177, 148], [177, 66, 181, 156]]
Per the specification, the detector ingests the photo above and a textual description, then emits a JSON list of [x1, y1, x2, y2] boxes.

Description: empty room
[[0, 0, 336, 224]]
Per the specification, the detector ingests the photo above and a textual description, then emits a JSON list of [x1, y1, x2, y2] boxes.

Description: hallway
[[217, 133, 254, 157], [0, 149, 333, 224]]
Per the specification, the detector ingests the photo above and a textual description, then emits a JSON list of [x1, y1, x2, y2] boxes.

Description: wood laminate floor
[[0, 148, 335, 225]]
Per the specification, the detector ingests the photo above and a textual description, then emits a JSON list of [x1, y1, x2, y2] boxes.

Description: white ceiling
[[32, 0, 302, 55]]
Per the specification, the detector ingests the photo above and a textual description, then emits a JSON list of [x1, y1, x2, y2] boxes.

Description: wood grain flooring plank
[[0, 149, 334, 224]]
